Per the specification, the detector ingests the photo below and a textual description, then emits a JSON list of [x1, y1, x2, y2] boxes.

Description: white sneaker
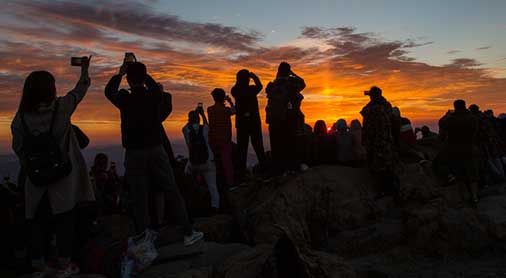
[[184, 231, 204, 246]]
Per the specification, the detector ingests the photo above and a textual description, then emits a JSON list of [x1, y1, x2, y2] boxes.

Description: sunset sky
[[1, 0, 506, 154]]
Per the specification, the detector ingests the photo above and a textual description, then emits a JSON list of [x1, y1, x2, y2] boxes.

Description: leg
[[152, 147, 193, 236], [124, 150, 150, 234], [201, 163, 220, 209], [30, 193, 51, 269], [236, 125, 250, 173], [54, 209, 76, 262], [153, 194, 166, 227], [250, 121, 266, 164], [220, 143, 235, 187]]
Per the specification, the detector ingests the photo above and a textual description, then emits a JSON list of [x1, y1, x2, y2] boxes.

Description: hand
[[81, 55, 92, 71], [224, 95, 232, 102], [249, 72, 256, 78], [119, 63, 127, 76]]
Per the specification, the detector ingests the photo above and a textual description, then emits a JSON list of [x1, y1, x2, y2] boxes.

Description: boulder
[[213, 227, 356, 278], [193, 214, 236, 243]]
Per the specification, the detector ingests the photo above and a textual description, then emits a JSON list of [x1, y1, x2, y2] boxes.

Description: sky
[[0, 0, 506, 154]]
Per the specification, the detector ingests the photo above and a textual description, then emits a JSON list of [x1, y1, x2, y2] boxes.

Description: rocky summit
[[121, 161, 506, 278]]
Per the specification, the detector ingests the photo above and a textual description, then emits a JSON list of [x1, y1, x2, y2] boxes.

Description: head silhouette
[[468, 104, 480, 113], [392, 107, 401, 118], [93, 153, 109, 172], [236, 69, 250, 86], [211, 88, 226, 103], [188, 110, 200, 125], [20, 71, 56, 112], [421, 126, 431, 136], [350, 119, 362, 130], [314, 120, 327, 136], [336, 119, 348, 132], [453, 99, 467, 112], [277, 62, 291, 78], [484, 109, 494, 117], [367, 86, 382, 100], [126, 62, 147, 88]]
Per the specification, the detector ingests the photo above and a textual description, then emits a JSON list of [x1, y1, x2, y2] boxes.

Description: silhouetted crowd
[[3, 54, 506, 277]]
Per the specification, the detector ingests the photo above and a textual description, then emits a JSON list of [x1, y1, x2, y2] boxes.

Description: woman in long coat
[[11, 57, 94, 276]]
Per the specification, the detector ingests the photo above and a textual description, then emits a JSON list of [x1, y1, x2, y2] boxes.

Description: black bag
[[72, 124, 90, 149], [20, 101, 72, 187], [266, 82, 290, 125], [188, 125, 209, 165]]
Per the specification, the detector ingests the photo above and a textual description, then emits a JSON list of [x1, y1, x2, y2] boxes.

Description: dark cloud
[[10, 0, 262, 52], [476, 46, 491, 50], [447, 49, 461, 55]]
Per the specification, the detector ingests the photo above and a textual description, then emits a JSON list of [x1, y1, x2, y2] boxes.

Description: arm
[[11, 113, 24, 158], [290, 71, 306, 91], [200, 109, 208, 125], [226, 96, 236, 115], [250, 73, 263, 94], [62, 57, 91, 113], [104, 74, 128, 109], [150, 79, 173, 121]]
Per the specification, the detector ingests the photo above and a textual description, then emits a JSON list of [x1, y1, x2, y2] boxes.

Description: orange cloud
[[0, 2, 505, 154]]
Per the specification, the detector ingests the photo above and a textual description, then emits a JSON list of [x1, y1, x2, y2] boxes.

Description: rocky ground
[[128, 161, 506, 278], [8, 160, 506, 277]]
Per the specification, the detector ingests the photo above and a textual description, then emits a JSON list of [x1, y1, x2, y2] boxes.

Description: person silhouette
[[265, 62, 306, 174], [105, 59, 203, 246], [231, 69, 266, 180], [360, 86, 400, 200], [11, 57, 94, 276]]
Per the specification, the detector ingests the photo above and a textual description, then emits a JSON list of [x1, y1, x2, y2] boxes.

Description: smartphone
[[124, 52, 136, 64], [70, 57, 84, 66], [198, 103, 203, 109]]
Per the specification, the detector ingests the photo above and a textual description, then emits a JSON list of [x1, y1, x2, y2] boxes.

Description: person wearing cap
[[360, 86, 400, 199], [207, 88, 236, 192]]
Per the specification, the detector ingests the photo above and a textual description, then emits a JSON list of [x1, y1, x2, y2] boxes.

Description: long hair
[[314, 120, 327, 136], [19, 71, 56, 112]]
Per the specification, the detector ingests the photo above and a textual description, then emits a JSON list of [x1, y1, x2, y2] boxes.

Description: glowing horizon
[[1, 0, 506, 154]]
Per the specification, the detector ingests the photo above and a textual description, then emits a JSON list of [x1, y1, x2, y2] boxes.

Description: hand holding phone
[[124, 52, 136, 64]]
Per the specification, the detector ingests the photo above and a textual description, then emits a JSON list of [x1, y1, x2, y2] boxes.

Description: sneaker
[[184, 231, 204, 246], [56, 262, 79, 278]]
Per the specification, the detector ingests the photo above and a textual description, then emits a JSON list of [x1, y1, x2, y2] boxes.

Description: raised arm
[[290, 71, 306, 91], [250, 72, 263, 94], [62, 56, 91, 113]]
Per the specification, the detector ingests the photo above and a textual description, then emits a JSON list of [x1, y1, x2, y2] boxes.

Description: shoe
[[56, 262, 79, 278], [184, 230, 204, 246]]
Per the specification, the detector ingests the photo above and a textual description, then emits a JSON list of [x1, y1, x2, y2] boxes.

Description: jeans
[[188, 161, 220, 208], [125, 145, 192, 235], [31, 193, 75, 262], [211, 142, 235, 187], [236, 118, 265, 171]]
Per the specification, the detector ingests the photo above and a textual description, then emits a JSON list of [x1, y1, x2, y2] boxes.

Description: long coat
[[11, 77, 95, 219]]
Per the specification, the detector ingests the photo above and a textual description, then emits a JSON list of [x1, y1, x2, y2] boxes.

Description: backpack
[[265, 81, 290, 125], [20, 100, 72, 187], [188, 125, 209, 165]]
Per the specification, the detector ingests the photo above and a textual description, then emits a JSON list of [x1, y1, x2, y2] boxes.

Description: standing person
[[11, 57, 94, 276], [265, 62, 306, 174], [183, 108, 220, 214], [350, 119, 367, 165], [335, 119, 354, 166], [105, 60, 203, 246], [360, 86, 400, 199], [440, 100, 479, 205], [231, 70, 266, 180], [207, 88, 236, 190]]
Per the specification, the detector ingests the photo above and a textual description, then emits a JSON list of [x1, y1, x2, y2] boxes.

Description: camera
[[124, 52, 136, 64], [364, 91, 370, 96], [198, 103, 203, 109], [71, 57, 85, 66]]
